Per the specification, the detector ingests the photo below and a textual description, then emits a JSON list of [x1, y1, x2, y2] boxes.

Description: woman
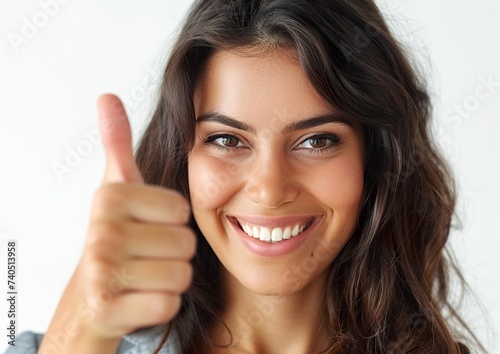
[[9, 0, 485, 353]]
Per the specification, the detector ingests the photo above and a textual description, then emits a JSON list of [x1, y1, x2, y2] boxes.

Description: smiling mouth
[[232, 217, 316, 243]]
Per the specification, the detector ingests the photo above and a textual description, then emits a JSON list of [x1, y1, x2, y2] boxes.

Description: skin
[[188, 48, 365, 353]]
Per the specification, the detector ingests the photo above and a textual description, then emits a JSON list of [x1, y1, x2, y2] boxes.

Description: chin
[[225, 261, 328, 297]]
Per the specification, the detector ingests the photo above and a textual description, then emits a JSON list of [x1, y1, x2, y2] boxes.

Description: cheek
[[188, 153, 242, 212], [307, 155, 364, 213]]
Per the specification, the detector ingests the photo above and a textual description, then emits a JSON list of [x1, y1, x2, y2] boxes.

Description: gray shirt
[[3, 323, 181, 354]]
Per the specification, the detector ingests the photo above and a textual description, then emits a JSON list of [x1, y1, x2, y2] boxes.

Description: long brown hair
[[134, 0, 485, 352]]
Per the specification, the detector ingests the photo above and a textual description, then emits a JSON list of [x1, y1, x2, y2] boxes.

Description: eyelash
[[200, 133, 345, 155], [200, 134, 245, 152], [296, 133, 345, 154]]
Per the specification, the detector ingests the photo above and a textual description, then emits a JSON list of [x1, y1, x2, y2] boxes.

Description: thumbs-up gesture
[[39, 94, 196, 353]]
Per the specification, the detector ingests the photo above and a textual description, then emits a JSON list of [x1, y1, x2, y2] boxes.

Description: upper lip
[[227, 214, 321, 228]]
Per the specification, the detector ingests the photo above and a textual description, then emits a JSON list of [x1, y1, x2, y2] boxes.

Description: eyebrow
[[195, 111, 353, 134]]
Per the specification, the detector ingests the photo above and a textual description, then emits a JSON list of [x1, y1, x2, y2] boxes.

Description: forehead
[[193, 48, 337, 124]]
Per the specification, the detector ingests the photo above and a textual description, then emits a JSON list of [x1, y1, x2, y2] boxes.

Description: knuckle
[[92, 303, 119, 329], [176, 262, 193, 292], [92, 184, 131, 216], [165, 188, 188, 204], [84, 256, 117, 287], [158, 294, 181, 321], [165, 189, 190, 212], [183, 229, 197, 259], [185, 230, 198, 259], [86, 221, 124, 255], [93, 185, 122, 209]]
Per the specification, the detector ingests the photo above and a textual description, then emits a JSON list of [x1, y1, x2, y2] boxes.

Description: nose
[[244, 151, 300, 208]]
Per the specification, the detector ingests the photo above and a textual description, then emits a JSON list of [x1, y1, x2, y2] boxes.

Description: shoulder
[[2, 323, 180, 354]]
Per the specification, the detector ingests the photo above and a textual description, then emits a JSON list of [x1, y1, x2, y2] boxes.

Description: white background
[[0, 0, 498, 352]]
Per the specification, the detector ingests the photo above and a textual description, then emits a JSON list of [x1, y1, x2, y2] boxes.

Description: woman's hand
[[38, 94, 196, 354]]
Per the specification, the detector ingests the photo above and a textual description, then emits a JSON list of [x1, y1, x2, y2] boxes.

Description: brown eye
[[220, 136, 240, 147], [202, 134, 245, 150], [295, 133, 344, 154], [308, 137, 328, 148]]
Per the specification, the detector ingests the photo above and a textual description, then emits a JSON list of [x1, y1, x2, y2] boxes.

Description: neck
[[209, 269, 332, 354]]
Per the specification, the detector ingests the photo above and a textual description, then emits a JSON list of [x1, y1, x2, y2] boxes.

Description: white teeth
[[243, 224, 252, 236], [238, 220, 313, 242], [259, 228, 271, 242], [271, 228, 283, 242]]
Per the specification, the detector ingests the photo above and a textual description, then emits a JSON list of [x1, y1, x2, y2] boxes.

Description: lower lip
[[228, 216, 323, 257]]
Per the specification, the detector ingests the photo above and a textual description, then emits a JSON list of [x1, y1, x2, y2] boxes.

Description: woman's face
[[188, 48, 365, 295]]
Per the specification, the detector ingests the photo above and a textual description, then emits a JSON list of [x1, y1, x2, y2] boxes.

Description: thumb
[[98, 93, 144, 184]]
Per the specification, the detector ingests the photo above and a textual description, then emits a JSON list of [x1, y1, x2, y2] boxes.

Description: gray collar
[[121, 322, 180, 353]]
